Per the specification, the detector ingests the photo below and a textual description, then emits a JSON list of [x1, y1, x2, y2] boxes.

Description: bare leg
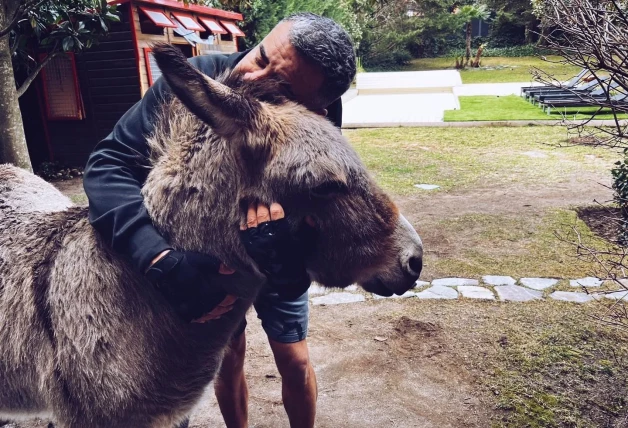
[[268, 338, 317, 428], [214, 332, 248, 428]]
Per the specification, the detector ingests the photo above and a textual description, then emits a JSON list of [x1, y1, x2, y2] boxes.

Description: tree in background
[[204, 0, 361, 50], [0, 0, 118, 170], [453, 3, 489, 66], [484, 0, 539, 46]]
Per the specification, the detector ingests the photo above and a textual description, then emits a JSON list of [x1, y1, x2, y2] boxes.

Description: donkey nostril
[[408, 256, 422, 276]]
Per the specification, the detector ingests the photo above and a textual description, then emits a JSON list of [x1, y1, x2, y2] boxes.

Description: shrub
[[612, 152, 628, 244], [445, 44, 550, 58], [362, 49, 412, 71]]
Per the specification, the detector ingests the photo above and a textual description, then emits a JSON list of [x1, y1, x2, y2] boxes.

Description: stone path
[[309, 275, 628, 306]]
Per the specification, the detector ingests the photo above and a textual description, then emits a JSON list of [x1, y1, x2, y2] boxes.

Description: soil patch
[[577, 205, 622, 243]]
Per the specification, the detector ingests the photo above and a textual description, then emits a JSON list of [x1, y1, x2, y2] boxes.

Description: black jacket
[[83, 50, 343, 273]]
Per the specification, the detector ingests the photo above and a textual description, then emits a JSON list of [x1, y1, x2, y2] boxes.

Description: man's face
[[233, 22, 326, 111]]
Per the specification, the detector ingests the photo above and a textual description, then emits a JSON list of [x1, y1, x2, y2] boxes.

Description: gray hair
[[281, 12, 356, 107]]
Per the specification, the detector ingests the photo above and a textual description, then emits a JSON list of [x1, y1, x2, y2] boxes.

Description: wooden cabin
[[20, 0, 244, 168]]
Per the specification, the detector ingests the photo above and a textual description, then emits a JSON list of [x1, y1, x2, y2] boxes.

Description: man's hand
[[145, 250, 237, 323], [240, 203, 311, 300]]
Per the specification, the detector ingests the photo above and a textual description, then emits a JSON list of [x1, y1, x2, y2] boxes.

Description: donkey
[[0, 44, 423, 428]]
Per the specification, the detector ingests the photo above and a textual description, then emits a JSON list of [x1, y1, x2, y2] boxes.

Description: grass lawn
[[404, 56, 581, 84], [399, 299, 628, 427], [444, 95, 625, 121], [345, 126, 620, 280], [346, 126, 618, 194]]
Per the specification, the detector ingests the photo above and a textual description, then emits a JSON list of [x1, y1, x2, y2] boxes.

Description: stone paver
[[482, 275, 515, 286], [415, 285, 458, 300], [373, 290, 417, 299], [311, 292, 365, 306], [458, 286, 495, 300], [599, 290, 628, 300], [570, 277, 603, 288], [432, 278, 479, 287], [519, 277, 558, 290], [495, 285, 543, 302], [414, 280, 430, 288], [549, 291, 594, 303], [414, 184, 440, 190]]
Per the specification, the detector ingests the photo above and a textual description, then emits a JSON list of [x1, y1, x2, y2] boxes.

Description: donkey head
[[145, 44, 422, 296]]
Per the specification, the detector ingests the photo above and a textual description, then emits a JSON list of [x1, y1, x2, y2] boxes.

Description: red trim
[[198, 17, 227, 34], [220, 20, 244, 37], [171, 12, 204, 31], [109, 0, 243, 20], [40, 52, 84, 120], [138, 6, 177, 27], [128, 4, 141, 74], [144, 47, 155, 86]]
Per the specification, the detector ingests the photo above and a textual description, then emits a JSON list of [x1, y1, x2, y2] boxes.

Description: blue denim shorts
[[235, 288, 309, 343]]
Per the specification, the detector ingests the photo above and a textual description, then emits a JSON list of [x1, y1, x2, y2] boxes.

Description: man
[[83, 12, 356, 428]]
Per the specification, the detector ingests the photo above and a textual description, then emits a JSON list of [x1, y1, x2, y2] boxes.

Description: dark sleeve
[[83, 55, 225, 273], [327, 97, 343, 128]]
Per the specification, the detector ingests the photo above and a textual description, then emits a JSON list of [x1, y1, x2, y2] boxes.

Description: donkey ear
[[151, 43, 256, 135]]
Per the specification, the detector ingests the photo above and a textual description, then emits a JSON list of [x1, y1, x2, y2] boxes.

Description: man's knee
[[271, 340, 312, 386]]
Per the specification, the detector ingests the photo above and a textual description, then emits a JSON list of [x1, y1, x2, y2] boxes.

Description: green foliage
[[485, 0, 540, 46], [10, 0, 119, 81], [206, 0, 360, 50], [447, 44, 545, 57]]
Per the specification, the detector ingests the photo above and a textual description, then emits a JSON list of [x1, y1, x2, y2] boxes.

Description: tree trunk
[[0, 1, 32, 171], [465, 21, 472, 66]]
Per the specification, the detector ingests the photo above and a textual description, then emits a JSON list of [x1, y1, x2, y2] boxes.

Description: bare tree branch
[[15, 50, 60, 97]]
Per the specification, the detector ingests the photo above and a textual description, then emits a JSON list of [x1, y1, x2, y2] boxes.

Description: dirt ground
[[187, 300, 493, 428]]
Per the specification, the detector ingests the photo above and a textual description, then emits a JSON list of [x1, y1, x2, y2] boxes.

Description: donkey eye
[[310, 181, 348, 198]]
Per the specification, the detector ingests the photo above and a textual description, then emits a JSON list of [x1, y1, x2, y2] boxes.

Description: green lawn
[[346, 126, 618, 195], [346, 126, 619, 279], [404, 56, 581, 84], [444, 95, 625, 121]]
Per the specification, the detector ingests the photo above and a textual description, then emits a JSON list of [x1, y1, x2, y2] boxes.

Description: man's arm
[[83, 56, 225, 272]]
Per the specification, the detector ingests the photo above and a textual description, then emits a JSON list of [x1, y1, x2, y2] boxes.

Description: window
[[220, 20, 245, 37], [172, 13, 204, 31], [40, 53, 85, 120], [138, 7, 176, 35], [199, 17, 227, 34]]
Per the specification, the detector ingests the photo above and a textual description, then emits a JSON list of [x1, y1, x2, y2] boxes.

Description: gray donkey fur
[[0, 44, 422, 428]]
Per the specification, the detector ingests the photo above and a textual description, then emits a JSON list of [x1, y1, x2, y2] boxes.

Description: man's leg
[[254, 288, 315, 428], [214, 329, 248, 428], [268, 338, 317, 428]]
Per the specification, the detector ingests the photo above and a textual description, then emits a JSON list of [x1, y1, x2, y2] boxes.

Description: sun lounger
[[533, 79, 615, 104], [543, 93, 628, 114], [521, 68, 588, 97]]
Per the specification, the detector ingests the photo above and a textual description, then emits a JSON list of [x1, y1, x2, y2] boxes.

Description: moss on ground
[[426, 209, 611, 279], [400, 299, 628, 427], [345, 127, 618, 195]]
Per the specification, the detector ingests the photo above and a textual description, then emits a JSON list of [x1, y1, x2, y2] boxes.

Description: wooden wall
[[38, 3, 142, 167], [24, 2, 241, 167]]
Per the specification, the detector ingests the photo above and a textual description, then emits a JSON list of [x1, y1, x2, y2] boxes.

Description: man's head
[[233, 13, 356, 110]]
